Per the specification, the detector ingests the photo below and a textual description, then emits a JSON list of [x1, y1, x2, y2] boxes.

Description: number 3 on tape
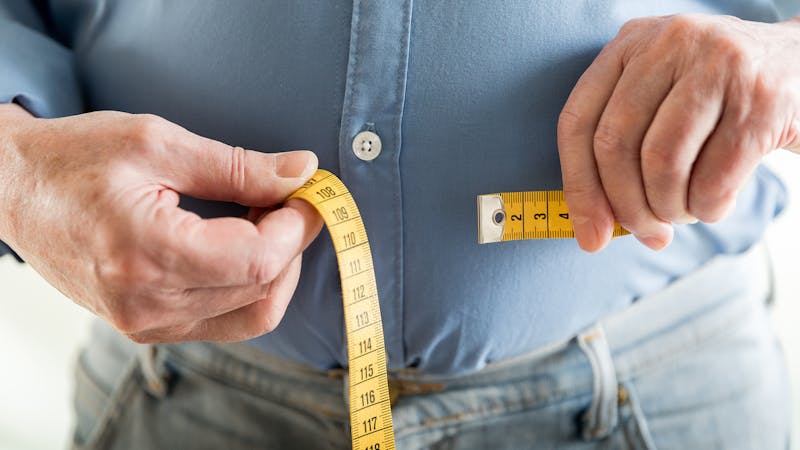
[[289, 170, 395, 450], [477, 191, 629, 244]]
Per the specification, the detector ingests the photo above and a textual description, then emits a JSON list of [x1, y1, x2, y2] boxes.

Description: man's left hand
[[558, 13, 800, 252]]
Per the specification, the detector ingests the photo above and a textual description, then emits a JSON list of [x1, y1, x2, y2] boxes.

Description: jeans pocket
[[76, 343, 350, 449], [72, 349, 140, 449], [617, 303, 791, 450], [154, 348, 349, 449], [616, 382, 657, 450]]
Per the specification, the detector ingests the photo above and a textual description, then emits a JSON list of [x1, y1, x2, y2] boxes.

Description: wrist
[[780, 15, 800, 32], [0, 103, 35, 244]]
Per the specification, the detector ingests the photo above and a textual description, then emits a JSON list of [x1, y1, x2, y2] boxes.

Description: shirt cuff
[[0, 241, 23, 263], [0, 21, 83, 118]]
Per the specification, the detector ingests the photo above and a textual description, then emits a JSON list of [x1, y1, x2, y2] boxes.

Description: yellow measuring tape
[[290, 171, 629, 450], [477, 191, 629, 243], [290, 169, 395, 450]]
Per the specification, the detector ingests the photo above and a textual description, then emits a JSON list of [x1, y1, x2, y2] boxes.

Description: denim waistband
[[81, 243, 773, 447], [156, 243, 769, 394]]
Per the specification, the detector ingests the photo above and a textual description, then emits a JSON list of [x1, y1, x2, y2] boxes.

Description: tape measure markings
[[291, 170, 631, 449], [477, 190, 629, 243], [289, 169, 395, 450]]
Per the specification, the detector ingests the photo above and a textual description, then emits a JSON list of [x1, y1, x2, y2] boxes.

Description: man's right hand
[[0, 104, 323, 343]]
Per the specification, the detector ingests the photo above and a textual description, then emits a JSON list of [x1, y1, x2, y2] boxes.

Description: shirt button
[[352, 131, 382, 161]]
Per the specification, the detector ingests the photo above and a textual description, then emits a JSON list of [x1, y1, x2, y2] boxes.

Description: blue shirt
[[1, 0, 792, 375]]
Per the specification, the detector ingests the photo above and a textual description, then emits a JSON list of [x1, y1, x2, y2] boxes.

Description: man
[[1, 1, 797, 448]]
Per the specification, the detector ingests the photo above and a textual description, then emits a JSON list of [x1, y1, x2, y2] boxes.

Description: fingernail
[[674, 216, 699, 225], [572, 215, 603, 252], [276, 151, 317, 179], [636, 234, 668, 251]]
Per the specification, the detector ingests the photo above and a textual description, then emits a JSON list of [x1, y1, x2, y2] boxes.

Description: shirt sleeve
[[1, 1, 82, 261], [0, 1, 82, 117], [0, 242, 22, 262], [774, 0, 800, 20]]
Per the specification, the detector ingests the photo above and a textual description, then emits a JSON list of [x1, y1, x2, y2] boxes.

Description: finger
[[641, 75, 724, 224], [593, 58, 674, 249], [129, 255, 303, 343], [148, 283, 271, 329], [114, 281, 268, 334], [557, 44, 623, 252], [688, 102, 765, 223], [150, 195, 322, 287], [194, 254, 303, 342], [157, 123, 318, 206], [246, 206, 274, 223]]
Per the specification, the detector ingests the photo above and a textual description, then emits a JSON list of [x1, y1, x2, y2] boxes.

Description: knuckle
[[752, 76, 782, 119], [649, 200, 685, 223], [663, 14, 703, 37], [593, 124, 631, 161], [782, 117, 800, 150], [97, 260, 166, 335], [227, 146, 248, 199], [619, 17, 648, 36], [557, 109, 589, 138], [96, 254, 160, 290], [563, 184, 607, 224], [641, 143, 685, 178], [126, 114, 169, 151], [649, 204, 673, 223], [108, 301, 148, 335], [563, 179, 600, 202], [612, 209, 649, 232], [256, 283, 271, 300], [95, 257, 135, 291], [689, 175, 738, 222], [248, 249, 280, 285], [692, 191, 736, 223], [718, 142, 751, 177], [711, 34, 749, 69]]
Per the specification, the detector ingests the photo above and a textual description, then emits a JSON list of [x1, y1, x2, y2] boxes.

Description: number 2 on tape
[[289, 170, 395, 450], [477, 191, 629, 244]]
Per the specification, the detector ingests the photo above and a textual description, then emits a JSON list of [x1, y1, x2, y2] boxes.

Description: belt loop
[[760, 242, 777, 307], [577, 324, 618, 440], [137, 344, 169, 399], [341, 370, 351, 411]]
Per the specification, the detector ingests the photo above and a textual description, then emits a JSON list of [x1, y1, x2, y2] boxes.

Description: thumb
[[163, 128, 318, 206]]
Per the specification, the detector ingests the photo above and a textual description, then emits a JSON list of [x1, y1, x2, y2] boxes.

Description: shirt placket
[[338, 0, 413, 369]]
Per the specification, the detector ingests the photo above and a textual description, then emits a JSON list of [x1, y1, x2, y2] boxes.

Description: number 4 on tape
[[477, 191, 628, 244]]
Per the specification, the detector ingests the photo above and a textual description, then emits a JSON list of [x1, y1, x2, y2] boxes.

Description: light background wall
[[0, 151, 798, 449]]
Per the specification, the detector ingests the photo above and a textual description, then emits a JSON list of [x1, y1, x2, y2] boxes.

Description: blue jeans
[[72, 245, 790, 449]]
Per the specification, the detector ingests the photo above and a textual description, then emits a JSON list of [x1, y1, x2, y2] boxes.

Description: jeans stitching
[[164, 348, 348, 423], [615, 296, 758, 380], [618, 381, 657, 450], [74, 356, 141, 450], [394, 389, 592, 438]]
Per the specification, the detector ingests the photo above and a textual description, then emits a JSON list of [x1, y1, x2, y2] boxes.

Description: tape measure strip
[[289, 169, 395, 450], [477, 191, 629, 244]]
